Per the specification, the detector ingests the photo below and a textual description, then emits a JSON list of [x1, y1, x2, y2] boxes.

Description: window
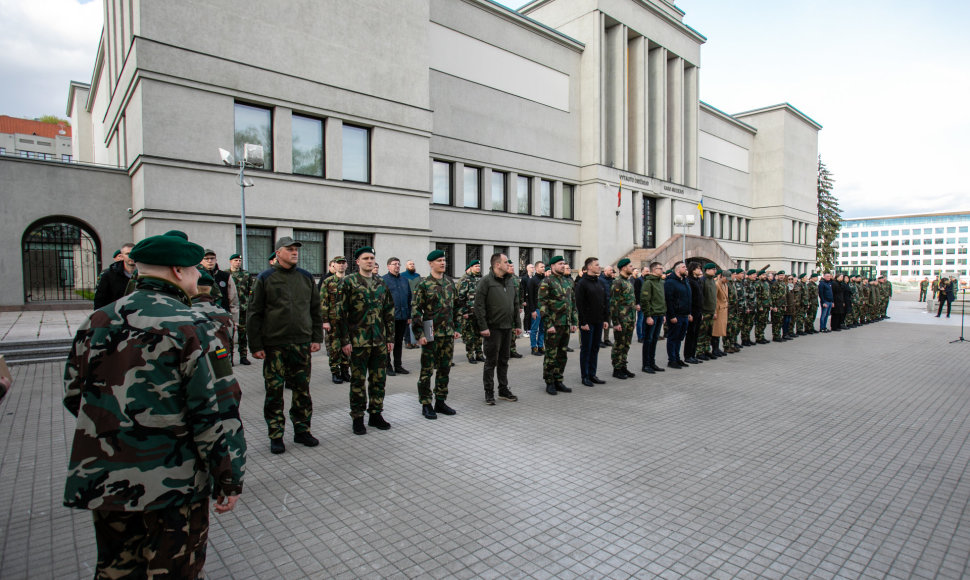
[[516, 176, 531, 214], [891, 230, 899, 236], [465, 245, 482, 269], [0, 147, 5, 155], [960, 226, 969, 233], [901, 250, 910, 256], [539, 180, 552, 217], [343, 232, 373, 273], [342, 125, 369, 182], [851, 242, 858, 248], [562, 185, 574, 220], [436, 242, 455, 278], [946, 248, 956, 255], [491, 171, 507, 211], [542, 248, 554, 266], [902, 229, 910, 235], [518, 248, 531, 273], [891, 240, 899, 246], [861, 241, 868, 247], [947, 238, 956, 244], [293, 230, 325, 277], [947, 227, 956, 233], [61, 154, 72, 162], [493, 245, 509, 259], [234, 102, 273, 170], [236, 226, 274, 274], [852, 232, 859, 238], [463, 166, 480, 208], [935, 228, 944, 234], [912, 239, 921, 245], [432, 161, 452, 205], [564, 250, 576, 269], [890, 250, 898, 256], [291, 115, 323, 176]]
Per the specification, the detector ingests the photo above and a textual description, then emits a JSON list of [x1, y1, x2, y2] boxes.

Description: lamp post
[[219, 144, 263, 270], [673, 214, 696, 263]]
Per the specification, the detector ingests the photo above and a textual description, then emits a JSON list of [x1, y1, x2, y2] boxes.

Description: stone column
[[324, 118, 342, 181], [684, 64, 699, 188], [627, 35, 648, 175], [666, 55, 684, 184], [604, 23, 627, 170], [648, 46, 666, 180]]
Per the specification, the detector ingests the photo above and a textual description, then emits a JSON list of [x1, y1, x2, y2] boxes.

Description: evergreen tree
[[816, 156, 841, 272]]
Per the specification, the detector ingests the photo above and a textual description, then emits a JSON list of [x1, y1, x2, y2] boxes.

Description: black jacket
[[688, 276, 704, 317], [93, 261, 133, 309], [575, 274, 608, 327], [525, 273, 544, 313], [831, 280, 845, 313], [664, 274, 692, 318]]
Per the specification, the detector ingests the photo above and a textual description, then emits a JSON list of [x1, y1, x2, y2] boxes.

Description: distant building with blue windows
[[837, 211, 970, 282]]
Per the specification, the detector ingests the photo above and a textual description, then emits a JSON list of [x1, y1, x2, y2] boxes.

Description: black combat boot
[[368, 413, 391, 430]]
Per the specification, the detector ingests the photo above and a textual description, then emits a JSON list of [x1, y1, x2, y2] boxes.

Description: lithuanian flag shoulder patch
[[215, 347, 229, 359]]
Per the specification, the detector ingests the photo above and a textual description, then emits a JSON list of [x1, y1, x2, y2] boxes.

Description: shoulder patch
[[208, 347, 233, 379]]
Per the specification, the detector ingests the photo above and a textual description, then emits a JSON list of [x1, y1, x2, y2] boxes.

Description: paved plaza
[[1, 297, 969, 578]]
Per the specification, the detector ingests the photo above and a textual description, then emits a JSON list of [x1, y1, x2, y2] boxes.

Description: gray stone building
[[1, 0, 821, 307]]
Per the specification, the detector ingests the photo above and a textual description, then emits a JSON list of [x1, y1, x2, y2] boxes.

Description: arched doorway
[[22, 217, 101, 303]]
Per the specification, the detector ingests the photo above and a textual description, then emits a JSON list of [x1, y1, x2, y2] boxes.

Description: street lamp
[[219, 144, 263, 270], [674, 214, 696, 263]]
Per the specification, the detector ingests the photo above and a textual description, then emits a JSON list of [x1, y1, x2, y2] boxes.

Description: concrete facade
[[4, 0, 821, 306]]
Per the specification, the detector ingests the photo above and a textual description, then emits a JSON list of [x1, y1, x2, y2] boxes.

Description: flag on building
[[617, 183, 622, 208], [697, 196, 704, 219]]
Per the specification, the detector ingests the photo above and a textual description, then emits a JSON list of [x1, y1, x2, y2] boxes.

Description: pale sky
[[2, 0, 967, 219]]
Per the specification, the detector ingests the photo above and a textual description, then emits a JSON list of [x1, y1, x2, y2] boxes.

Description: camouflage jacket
[[859, 283, 870, 306], [63, 276, 246, 512], [457, 273, 481, 317], [770, 279, 788, 309], [727, 279, 739, 316], [192, 293, 234, 348], [792, 282, 804, 313], [743, 279, 758, 312], [848, 281, 860, 306], [805, 281, 819, 310], [230, 269, 255, 313], [538, 272, 578, 329], [756, 280, 771, 309], [609, 275, 637, 326], [510, 274, 523, 308], [337, 273, 394, 347], [411, 275, 461, 340], [319, 273, 344, 324]]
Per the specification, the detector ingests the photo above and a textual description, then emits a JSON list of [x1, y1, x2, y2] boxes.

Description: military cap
[[163, 230, 189, 240], [617, 258, 631, 269], [703, 262, 716, 271], [427, 249, 445, 262], [548, 256, 564, 266], [203, 248, 217, 256], [112, 249, 121, 258], [798, 273, 807, 279], [275, 236, 302, 250], [229, 253, 241, 260], [354, 246, 374, 259], [664, 269, 672, 275], [332, 255, 347, 263], [466, 259, 480, 269], [746, 269, 757, 275], [130, 234, 204, 267], [196, 266, 215, 286]]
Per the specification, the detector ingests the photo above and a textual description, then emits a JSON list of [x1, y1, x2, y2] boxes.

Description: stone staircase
[[620, 234, 737, 270], [0, 339, 73, 365]]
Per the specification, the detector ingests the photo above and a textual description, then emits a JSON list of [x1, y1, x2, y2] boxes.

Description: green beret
[[196, 266, 215, 286], [354, 246, 375, 259], [703, 262, 716, 270], [427, 249, 445, 262], [466, 259, 480, 269], [664, 269, 672, 275], [163, 230, 189, 240], [617, 258, 631, 269], [715, 268, 723, 276], [776, 270, 786, 275], [229, 253, 241, 261], [268, 252, 277, 262], [746, 269, 756, 275], [798, 273, 807, 279], [112, 249, 121, 258], [130, 234, 204, 267], [548, 256, 564, 266]]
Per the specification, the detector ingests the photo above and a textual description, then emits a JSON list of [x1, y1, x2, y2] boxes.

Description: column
[[627, 35, 648, 174], [273, 107, 292, 174], [326, 230, 344, 261], [684, 64, 699, 188], [666, 55, 684, 184], [648, 46, 666, 180], [324, 118, 343, 181], [604, 23, 627, 169]]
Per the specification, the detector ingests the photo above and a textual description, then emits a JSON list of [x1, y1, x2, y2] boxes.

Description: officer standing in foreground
[[248, 236, 323, 454], [411, 250, 462, 419], [539, 256, 578, 395], [63, 233, 246, 579], [475, 253, 522, 405], [338, 246, 395, 435], [229, 253, 254, 365], [609, 258, 638, 379]]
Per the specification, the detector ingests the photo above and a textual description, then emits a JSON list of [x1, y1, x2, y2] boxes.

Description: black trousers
[[483, 329, 512, 394], [389, 319, 407, 368], [684, 313, 701, 358]]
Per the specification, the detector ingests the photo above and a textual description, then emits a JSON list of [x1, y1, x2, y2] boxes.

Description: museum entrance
[[22, 218, 101, 303]]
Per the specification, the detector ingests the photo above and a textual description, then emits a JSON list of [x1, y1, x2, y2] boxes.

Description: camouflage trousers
[[349, 344, 387, 418], [263, 343, 312, 440], [755, 309, 769, 341], [743, 311, 756, 342], [696, 313, 713, 354], [462, 317, 483, 358], [611, 317, 635, 370], [807, 306, 818, 330], [542, 325, 570, 383], [727, 312, 741, 344], [92, 500, 208, 580], [236, 316, 248, 357], [770, 310, 784, 340], [325, 328, 347, 375], [796, 309, 808, 333], [418, 337, 454, 405]]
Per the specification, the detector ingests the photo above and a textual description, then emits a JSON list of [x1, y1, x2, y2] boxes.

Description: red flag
[[617, 184, 622, 208]]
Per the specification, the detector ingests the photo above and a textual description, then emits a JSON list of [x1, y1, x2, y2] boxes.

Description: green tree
[[35, 115, 70, 126], [816, 156, 841, 272]]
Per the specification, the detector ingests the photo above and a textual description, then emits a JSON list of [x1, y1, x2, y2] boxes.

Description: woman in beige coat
[[713, 271, 729, 352]]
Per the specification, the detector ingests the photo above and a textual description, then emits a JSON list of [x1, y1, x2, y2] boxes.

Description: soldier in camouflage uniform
[[457, 260, 485, 364], [696, 263, 718, 359], [769, 270, 788, 342], [539, 256, 578, 395], [193, 269, 234, 350], [507, 259, 524, 358], [411, 250, 462, 419], [791, 274, 805, 336], [846, 274, 860, 328], [806, 273, 819, 333], [63, 233, 246, 579], [229, 253, 254, 365], [754, 270, 771, 344], [321, 256, 350, 384], [338, 246, 395, 435], [609, 258, 638, 378], [723, 269, 740, 353], [248, 236, 323, 454], [741, 270, 758, 345]]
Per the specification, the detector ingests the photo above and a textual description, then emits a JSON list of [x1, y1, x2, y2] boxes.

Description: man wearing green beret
[[63, 234, 246, 578], [229, 253, 254, 364], [805, 273, 819, 333], [193, 269, 234, 351], [457, 260, 485, 364], [248, 237, 324, 453], [320, 256, 350, 384], [337, 246, 395, 435], [411, 250, 462, 418], [538, 255, 578, 395], [609, 258, 638, 379], [769, 270, 788, 342]]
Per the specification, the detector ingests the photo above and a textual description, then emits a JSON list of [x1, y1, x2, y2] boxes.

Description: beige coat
[[713, 278, 729, 337]]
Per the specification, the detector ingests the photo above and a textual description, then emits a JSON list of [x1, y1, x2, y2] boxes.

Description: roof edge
[[473, 0, 585, 50], [65, 81, 91, 117], [734, 102, 822, 131], [842, 210, 970, 222], [700, 101, 757, 134]]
